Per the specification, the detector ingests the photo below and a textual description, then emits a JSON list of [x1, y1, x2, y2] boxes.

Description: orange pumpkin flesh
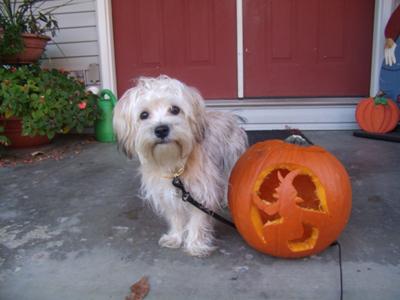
[[228, 139, 352, 258], [355, 97, 399, 133]]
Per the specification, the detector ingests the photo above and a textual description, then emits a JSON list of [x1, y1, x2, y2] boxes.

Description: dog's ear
[[113, 88, 137, 158], [184, 86, 207, 143]]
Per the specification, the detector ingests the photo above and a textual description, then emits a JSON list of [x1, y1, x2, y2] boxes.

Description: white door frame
[[96, 0, 117, 93], [236, 0, 244, 98], [96, 0, 394, 98]]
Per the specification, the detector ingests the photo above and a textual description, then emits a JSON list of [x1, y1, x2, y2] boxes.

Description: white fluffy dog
[[113, 75, 247, 257]]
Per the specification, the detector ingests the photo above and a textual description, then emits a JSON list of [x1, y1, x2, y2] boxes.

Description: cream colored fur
[[113, 75, 247, 257]]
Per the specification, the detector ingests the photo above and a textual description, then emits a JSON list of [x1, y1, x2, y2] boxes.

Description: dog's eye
[[170, 105, 180, 115], [140, 111, 149, 120]]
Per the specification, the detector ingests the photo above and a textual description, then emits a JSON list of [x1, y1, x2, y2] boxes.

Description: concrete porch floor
[[0, 131, 399, 300]]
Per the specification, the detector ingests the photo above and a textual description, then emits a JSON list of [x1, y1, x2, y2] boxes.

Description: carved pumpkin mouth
[[250, 163, 328, 253]]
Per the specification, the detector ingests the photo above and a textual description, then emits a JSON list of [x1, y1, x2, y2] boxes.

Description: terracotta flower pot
[[1, 33, 50, 64], [1, 117, 50, 148]]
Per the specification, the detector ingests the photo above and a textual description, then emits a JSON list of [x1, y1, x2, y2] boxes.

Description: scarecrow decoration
[[380, 4, 400, 102]]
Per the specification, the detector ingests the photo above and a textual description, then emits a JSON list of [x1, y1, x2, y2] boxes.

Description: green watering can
[[95, 89, 117, 142]]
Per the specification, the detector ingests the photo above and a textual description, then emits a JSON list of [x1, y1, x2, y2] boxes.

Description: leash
[[330, 241, 344, 300], [171, 176, 236, 229]]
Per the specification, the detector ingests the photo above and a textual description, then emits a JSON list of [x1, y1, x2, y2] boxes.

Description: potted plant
[[0, 65, 99, 148], [0, 125, 10, 147], [0, 0, 69, 64]]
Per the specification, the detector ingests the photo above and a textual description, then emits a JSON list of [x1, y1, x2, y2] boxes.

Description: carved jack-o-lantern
[[228, 138, 352, 258]]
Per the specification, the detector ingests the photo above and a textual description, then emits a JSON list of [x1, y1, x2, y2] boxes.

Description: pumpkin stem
[[285, 134, 309, 146], [373, 96, 388, 105]]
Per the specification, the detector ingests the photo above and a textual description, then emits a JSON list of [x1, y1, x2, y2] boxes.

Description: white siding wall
[[40, 0, 99, 83]]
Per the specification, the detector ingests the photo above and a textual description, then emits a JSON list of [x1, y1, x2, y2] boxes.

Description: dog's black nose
[[154, 125, 170, 139]]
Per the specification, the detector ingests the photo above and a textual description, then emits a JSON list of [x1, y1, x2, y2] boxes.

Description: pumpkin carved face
[[229, 139, 352, 258]]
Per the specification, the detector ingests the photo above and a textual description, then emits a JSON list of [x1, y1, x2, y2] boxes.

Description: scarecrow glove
[[384, 42, 397, 66]]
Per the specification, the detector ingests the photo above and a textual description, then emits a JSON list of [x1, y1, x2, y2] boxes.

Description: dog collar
[[162, 166, 185, 179]]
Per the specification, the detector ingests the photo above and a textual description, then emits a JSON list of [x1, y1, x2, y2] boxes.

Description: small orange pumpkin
[[228, 137, 352, 258], [355, 97, 399, 133]]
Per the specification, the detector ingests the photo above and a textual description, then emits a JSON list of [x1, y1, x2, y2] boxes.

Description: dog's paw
[[158, 233, 182, 249], [184, 242, 217, 257]]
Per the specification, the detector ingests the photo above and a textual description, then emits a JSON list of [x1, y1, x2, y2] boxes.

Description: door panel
[[112, 0, 237, 99], [244, 0, 375, 97]]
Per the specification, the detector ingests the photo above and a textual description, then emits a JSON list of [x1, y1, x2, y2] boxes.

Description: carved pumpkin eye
[[228, 138, 352, 258]]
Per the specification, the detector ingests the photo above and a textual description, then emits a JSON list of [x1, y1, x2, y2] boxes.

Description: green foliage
[[0, 24, 24, 56], [0, 65, 99, 139], [373, 96, 388, 105], [0, 0, 71, 56], [0, 125, 10, 146]]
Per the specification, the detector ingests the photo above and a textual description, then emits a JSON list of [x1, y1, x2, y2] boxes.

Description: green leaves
[[0, 65, 99, 139], [0, 125, 10, 146], [0, 24, 24, 56], [373, 96, 388, 105], [0, 0, 63, 56]]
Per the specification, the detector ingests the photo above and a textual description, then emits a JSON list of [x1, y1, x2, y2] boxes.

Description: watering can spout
[[95, 89, 117, 142]]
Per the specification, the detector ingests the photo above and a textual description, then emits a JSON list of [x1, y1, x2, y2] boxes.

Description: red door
[[112, 0, 237, 99], [244, 0, 375, 97], [112, 0, 375, 99]]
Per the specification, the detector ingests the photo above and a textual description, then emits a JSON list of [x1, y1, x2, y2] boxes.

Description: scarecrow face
[[250, 164, 328, 253]]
